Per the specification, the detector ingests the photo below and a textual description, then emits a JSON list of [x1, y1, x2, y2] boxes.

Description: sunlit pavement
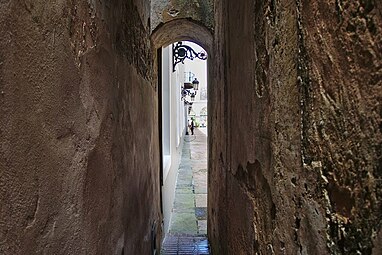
[[161, 128, 210, 254]]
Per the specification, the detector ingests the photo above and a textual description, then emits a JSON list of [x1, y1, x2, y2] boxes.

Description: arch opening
[[151, 19, 213, 54], [152, 19, 214, 248]]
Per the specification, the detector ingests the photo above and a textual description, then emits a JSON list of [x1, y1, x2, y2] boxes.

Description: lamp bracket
[[173, 42, 207, 72]]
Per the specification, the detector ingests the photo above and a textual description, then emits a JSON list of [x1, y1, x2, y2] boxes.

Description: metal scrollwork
[[172, 42, 207, 71]]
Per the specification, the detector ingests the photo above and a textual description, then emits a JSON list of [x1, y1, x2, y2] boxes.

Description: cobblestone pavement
[[161, 128, 211, 254]]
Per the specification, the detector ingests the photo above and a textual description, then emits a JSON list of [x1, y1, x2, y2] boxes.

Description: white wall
[[183, 42, 208, 126], [162, 47, 171, 162], [161, 45, 186, 234]]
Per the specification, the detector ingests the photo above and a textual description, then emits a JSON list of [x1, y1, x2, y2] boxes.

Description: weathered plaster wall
[[209, 0, 381, 254], [151, 0, 214, 32], [0, 0, 161, 254], [300, 1, 381, 253], [207, 0, 228, 253]]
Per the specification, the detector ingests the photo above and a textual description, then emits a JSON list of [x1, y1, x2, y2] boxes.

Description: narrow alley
[[161, 128, 210, 254], [0, 0, 381, 254]]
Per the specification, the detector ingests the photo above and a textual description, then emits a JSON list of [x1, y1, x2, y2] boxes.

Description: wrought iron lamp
[[172, 42, 207, 72], [181, 77, 200, 102], [192, 78, 199, 90], [182, 87, 196, 101]]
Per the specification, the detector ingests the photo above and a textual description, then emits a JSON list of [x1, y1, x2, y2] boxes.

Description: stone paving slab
[[193, 171, 207, 183], [191, 152, 207, 160], [173, 194, 195, 213], [197, 220, 207, 235], [192, 165, 208, 172], [176, 175, 193, 187], [195, 207, 207, 220], [163, 128, 210, 253], [176, 187, 194, 194], [195, 194, 207, 207], [194, 185, 207, 194], [170, 213, 198, 235]]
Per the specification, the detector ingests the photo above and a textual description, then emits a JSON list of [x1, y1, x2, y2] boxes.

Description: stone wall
[[151, 0, 214, 32], [300, 0, 381, 253], [0, 0, 161, 254], [207, 0, 228, 253], [209, 0, 381, 254]]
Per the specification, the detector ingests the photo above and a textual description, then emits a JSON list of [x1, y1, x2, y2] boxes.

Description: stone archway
[[151, 18, 213, 92], [151, 18, 213, 54], [151, 18, 214, 247]]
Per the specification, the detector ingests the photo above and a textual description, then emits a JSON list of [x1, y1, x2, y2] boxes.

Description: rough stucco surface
[[0, 0, 161, 254], [300, 0, 382, 253], [151, 0, 213, 32], [207, 0, 228, 254], [209, 0, 382, 254]]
